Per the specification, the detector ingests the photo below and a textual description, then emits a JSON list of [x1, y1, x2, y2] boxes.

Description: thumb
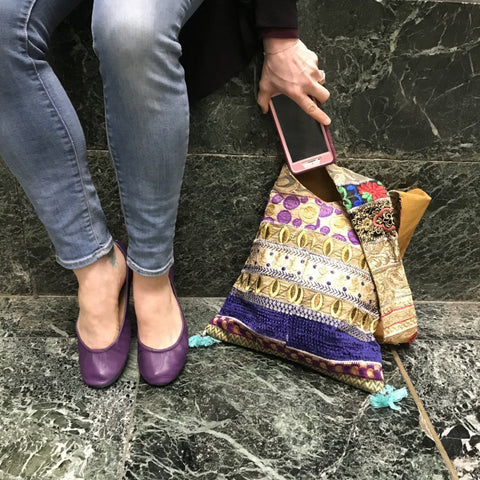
[[257, 89, 271, 114]]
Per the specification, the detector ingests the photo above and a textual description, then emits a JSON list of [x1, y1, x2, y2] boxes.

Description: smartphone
[[269, 94, 336, 174]]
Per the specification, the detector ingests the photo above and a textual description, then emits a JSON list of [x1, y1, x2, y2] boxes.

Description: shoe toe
[[138, 332, 188, 386], [77, 307, 132, 388]]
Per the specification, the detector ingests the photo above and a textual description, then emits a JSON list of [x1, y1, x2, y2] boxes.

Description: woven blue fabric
[[220, 294, 382, 363]]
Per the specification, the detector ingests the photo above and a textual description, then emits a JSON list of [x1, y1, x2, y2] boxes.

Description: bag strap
[[325, 164, 421, 344]]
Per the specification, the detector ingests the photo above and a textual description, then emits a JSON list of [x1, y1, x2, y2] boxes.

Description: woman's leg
[[92, 0, 204, 349], [0, 0, 112, 268], [0, 0, 124, 349]]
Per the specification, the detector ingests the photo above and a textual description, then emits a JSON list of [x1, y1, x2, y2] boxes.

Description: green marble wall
[[0, 0, 478, 300]]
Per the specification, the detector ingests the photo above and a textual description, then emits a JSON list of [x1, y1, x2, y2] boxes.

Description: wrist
[[260, 28, 299, 40], [263, 38, 299, 55]]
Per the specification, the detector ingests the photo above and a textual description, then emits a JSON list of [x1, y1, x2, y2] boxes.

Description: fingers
[[258, 76, 331, 124], [310, 51, 319, 68], [257, 87, 271, 114], [287, 76, 330, 124], [293, 93, 331, 125], [308, 81, 330, 104], [257, 39, 332, 123]]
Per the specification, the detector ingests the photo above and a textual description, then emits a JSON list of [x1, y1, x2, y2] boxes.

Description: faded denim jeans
[[0, 0, 204, 275]]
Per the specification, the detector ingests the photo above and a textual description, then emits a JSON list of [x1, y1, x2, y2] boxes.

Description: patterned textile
[[206, 165, 418, 393], [326, 164, 418, 344]]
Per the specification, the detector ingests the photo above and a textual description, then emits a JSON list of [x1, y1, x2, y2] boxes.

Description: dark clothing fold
[[180, 0, 298, 102]]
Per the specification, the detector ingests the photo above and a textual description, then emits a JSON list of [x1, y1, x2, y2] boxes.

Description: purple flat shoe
[[76, 240, 132, 388], [137, 269, 188, 386]]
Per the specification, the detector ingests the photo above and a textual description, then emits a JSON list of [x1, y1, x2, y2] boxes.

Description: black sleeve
[[254, 0, 298, 29]]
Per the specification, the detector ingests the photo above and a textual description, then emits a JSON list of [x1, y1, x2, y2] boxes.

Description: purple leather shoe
[[137, 269, 188, 386], [76, 241, 132, 388]]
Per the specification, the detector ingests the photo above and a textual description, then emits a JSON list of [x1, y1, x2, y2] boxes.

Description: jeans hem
[[55, 237, 114, 270], [127, 256, 174, 277]]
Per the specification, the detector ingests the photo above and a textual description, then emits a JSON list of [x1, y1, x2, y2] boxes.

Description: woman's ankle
[[74, 244, 127, 347], [74, 246, 125, 289], [132, 270, 183, 349]]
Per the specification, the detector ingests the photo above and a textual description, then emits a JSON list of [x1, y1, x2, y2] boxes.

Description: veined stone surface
[[2, 297, 471, 479], [43, 0, 480, 160], [3, 153, 479, 300]]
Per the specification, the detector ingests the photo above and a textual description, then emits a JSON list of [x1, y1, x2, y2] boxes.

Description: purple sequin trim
[[277, 210, 292, 224], [348, 229, 360, 245], [319, 204, 334, 217], [284, 195, 301, 210]]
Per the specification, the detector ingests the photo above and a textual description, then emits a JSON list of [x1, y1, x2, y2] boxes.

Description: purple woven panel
[[220, 294, 382, 364]]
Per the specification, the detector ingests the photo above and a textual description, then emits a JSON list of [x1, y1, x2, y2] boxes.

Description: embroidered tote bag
[[205, 164, 429, 393]]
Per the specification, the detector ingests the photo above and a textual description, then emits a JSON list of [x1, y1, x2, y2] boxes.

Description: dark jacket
[[180, 0, 298, 102]]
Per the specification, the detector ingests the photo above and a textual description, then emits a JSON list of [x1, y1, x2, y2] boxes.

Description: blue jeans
[[0, 0, 204, 275]]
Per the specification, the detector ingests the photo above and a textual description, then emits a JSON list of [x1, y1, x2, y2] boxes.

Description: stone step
[[1, 296, 477, 341], [0, 152, 477, 299], [0, 297, 478, 478]]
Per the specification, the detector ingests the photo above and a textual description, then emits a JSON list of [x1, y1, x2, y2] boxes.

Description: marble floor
[[0, 297, 477, 480]]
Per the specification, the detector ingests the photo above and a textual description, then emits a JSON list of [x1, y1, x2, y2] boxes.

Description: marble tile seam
[[0, 295, 477, 306], [414, 300, 480, 304], [340, 157, 480, 165], [401, 0, 480, 3], [391, 347, 461, 480], [86, 149, 480, 164], [0, 294, 78, 299], [88, 149, 276, 159], [1, 294, 477, 303], [404, 339, 480, 343]]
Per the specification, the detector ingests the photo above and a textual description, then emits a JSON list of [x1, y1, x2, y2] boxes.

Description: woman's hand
[[257, 38, 331, 125]]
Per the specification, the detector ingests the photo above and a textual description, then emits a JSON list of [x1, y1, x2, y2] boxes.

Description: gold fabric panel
[[362, 240, 402, 271], [376, 304, 418, 344], [254, 222, 367, 271], [390, 189, 431, 258], [233, 272, 379, 334]]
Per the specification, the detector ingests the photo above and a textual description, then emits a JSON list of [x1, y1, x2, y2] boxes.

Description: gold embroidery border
[[377, 318, 418, 344], [233, 272, 379, 334], [255, 221, 368, 271]]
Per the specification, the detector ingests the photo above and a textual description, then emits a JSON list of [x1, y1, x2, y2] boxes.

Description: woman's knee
[[92, 1, 182, 66], [0, 1, 50, 65], [0, 2, 24, 62]]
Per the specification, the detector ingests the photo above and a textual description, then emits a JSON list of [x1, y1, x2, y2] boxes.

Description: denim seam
[[127, 255, 174, 277], [95, 53, 130, 240], [101, 99, 130, 234], [23, 0, 103, 249], [56, 237, 114, 270], [91, 13, 129, 239]]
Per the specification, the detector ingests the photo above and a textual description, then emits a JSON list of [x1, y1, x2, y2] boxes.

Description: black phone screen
[[271, 95, 329, 162]]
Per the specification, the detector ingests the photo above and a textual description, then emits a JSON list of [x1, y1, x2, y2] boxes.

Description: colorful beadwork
[[207, 165, 418, 392], [337, 181, 388, 210]]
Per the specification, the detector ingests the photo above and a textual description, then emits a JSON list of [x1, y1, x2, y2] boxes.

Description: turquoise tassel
[[188, 332, 221, 348], [370, 385, 408, 411]]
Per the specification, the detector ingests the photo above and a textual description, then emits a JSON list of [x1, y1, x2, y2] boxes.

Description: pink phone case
[[269, 98, 336, 174]]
